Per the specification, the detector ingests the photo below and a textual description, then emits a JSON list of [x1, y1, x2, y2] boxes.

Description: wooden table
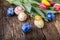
[[0, 0, 60, 40]]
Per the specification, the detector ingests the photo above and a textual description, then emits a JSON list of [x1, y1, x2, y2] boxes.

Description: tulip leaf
[[23, 3, 32, 13], [27, 12, 37, 18], [53, 0, 60, 3], [7, 0, 22, 6], [33, 7, 48, 22], [40, 9, 56, 14], [6, 0, 15, 3], [28, 0, 39, 5], [49, 7, 54, 11]]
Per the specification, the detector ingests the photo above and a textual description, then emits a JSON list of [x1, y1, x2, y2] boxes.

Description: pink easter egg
[[14, 6, 24, 15]]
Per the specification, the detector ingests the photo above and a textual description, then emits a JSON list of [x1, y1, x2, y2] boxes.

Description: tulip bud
[[14, 6, 24, 15], [54, 4, 60, 11], [22, 22, 32, 33], [46, 12, 55, 21], [42, 0, 51, 6], [18, 12, 27, 21], [39, 3, 48, 9], [49, 1, 55, 6]]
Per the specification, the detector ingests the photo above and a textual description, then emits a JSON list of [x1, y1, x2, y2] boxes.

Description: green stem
[[33, 6, 48, 22], [40, 8, 56, 14], [28, 0, 40, 5], [26, 11, 38, 18]]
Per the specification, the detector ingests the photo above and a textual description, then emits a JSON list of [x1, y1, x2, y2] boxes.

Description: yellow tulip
[[42, 0, 51, 6]]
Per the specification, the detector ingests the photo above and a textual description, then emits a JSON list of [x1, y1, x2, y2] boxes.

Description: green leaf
[[27, 12, 37, 18], [33, 7, 48, 22], [53, 0, 60, 3], [23, 3, 32, 13], [6, 0, 15, 3], [7, 0, 22, 6], [49, 7, 54, 11], [12, 1, 22, 6], [40, 9, 56, 14], [28, 0, 39, 5], [36, 0, 41, 2]]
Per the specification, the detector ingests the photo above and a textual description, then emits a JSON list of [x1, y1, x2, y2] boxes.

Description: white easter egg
[[18, 12, 27, 21], [14, 6, 24, 15]]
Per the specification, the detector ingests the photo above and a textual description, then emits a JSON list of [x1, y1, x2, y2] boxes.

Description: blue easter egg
[[7, 7, 14, 16], [46, 12, 55, 21], [22, 22, 32, 33]]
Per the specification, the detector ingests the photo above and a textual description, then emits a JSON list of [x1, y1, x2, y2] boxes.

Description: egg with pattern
[[34, 15, 44, 28], [7, 7, 14, 16], [22, 22, 32, 33], [14, 6, 24, 15], [18, 12, 27, 21]]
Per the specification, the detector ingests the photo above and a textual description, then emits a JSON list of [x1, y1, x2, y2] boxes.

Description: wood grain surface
[[0, 0, 60, 40]]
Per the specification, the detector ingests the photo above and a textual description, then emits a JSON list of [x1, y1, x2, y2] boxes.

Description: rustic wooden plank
[[7, 15, 45, 40], [0, 0, 4, 40], [42, 14, 60, 40], [54, 14, 60, 34], [21, 19, 46, 40], [2, 0, 14, 40]]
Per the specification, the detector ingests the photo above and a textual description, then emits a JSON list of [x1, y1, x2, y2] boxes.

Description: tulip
[[7, 7, 14, 16], [49, 1, 55, 6], [42, 0, 51, 6], [54, 4, 60, 11], [39, 3, 48, 9], [46, 12, 55, 21], [22, 22, 32, 33]]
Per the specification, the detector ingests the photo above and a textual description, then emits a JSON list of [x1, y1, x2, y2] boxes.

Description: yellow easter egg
[[34, 15, 44, 28]]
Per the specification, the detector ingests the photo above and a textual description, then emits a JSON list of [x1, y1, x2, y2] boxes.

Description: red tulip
[[39, 3, 48, 9], [49, 1, 55, 6], [54, 4, 60, 11]]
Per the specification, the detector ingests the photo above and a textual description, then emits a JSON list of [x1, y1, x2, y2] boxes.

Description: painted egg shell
[[34, 15, 44, 28], [22, 22, 32, 33], [7, 7, 14, 16], [46, 12, 55, 21], [14, 6, 24, 15], [18, 12, 27, 21]]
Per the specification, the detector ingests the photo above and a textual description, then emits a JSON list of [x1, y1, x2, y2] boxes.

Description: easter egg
[[7, 7, 14, 16], [39, 3, 48, 9], [34, 15, 44, 28], [22, 22, 32, 33], [18, 12, 27, 21], [14, 6, 24, 15], [46, 12, 55, 21]]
